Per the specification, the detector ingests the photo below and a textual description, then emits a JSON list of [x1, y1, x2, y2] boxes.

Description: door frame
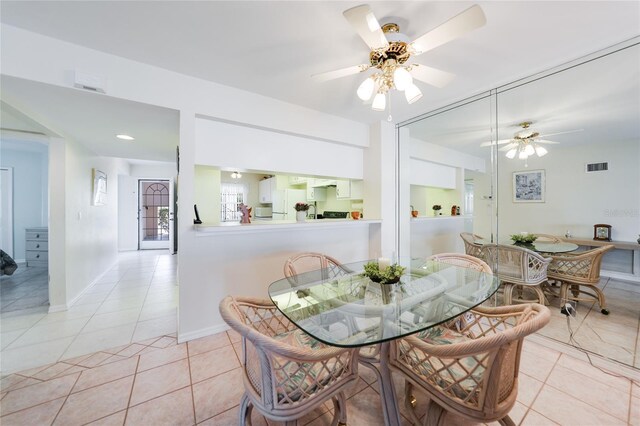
[[0, 167, 14, 257], [138, 178, 174, 250]]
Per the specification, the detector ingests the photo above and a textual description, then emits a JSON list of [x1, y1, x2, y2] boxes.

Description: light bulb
[[404, 83, 422, 104], [535, 145, 548, 157], [505, 148, 517, 159], [518, 150, 528, 160], [393, 67, 412, 91], [357, 77, 375, 101], [372, 92, 386, 111], [524, 144, 535, 156]]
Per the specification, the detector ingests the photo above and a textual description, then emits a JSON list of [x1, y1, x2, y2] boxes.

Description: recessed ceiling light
[[116, 134, 135, 141]]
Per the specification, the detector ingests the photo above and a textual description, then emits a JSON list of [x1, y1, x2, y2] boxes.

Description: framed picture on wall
[[513, 169, 545, 203], [92, 168, 107, 206]]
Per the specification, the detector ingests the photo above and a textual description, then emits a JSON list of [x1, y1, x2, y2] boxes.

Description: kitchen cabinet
[[336, 180, 363, 200], [259, 178, 274, 203], [289, 176, 307, 185], [306, 184, 326, 201], [25, 227, 48, 267]]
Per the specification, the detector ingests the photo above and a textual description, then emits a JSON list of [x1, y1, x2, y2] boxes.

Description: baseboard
[[48, 303, 68, 313], [63, 258, 119, 310], [177, 324, 230, 344]]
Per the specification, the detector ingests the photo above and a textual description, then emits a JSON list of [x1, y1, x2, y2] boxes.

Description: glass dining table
[[475, 238, 579, 254], [268, 258, 499, 426]]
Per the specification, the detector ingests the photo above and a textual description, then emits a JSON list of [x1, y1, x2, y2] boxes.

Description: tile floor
[[0, 329, 638, 426], [0, 266, 49, 314], [1, 250, 177, 374], [535, 277, 640, 369]]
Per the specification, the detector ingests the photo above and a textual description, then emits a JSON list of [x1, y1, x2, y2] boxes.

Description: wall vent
[[585, 162, 608, 173]]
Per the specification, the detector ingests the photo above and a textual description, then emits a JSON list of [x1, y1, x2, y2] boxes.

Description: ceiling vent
[[585, 162, 608, 173], [73, 70, 106, 94]]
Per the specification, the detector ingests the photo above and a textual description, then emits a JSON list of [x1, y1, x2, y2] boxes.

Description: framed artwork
[[92, 168, 107, 206], [513, 169, 545, 203]]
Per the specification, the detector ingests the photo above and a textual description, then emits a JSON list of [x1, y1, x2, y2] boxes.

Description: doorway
[[1, 167, 14, 257], [138, 179, 174, 250]]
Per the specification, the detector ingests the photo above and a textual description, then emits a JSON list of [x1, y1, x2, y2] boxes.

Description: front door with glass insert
[[138, 179, 173, 250]]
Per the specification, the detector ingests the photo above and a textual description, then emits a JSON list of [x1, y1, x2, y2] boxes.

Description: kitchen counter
[[194, 219, 381, 236]]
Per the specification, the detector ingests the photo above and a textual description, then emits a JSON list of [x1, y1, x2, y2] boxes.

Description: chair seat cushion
[[397, 325, 485, 402], [270, 328, 346, 403]]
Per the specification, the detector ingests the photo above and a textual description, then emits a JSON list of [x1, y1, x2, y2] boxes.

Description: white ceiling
[[0, 1, 638, 161]]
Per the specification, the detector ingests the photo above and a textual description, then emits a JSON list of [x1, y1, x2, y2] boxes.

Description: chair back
[[480, 244, 551, 286], [428, 253, 492, 274], [392, 303, 550, 423], [219, 296, 358, 416], [547, 245, 614, 285], [284, 252, 350, 285], [460, 233, 484, 258]]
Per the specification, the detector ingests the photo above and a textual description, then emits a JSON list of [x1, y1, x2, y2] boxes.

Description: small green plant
[[294, 202, 309, 211], [432, 205, 442, 211], [362, 261, 406, 284], [511, 233, 537, 244]]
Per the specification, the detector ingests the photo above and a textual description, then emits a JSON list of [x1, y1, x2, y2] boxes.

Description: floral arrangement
[[362, 261, 406, 284], [511, 233, 537, 244], [432, 205, 442, 211], [294, 202, 310, 212]]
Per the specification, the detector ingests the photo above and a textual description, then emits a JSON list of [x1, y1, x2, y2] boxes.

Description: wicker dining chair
[[428, 253, 492, 274], [390, 303, 550, 426], [546, 245, 614, 314], [480, 244, 551, 305], [459, 233, 485, 259], [284, 252, 351, 286], [219, 296, 359, 425]]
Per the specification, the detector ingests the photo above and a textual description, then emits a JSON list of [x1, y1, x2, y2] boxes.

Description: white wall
[[195, 118, 364, 180], [51, 136, 130, 309], [410, 137, 486, 173], [409, 158, 456, 189], [496, 139, 640, 241], [410, 217, 467, 258], [0, 140, 48, 261]]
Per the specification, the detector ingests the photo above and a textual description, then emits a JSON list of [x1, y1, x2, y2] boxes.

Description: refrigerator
[[271, 189, 307, 221]]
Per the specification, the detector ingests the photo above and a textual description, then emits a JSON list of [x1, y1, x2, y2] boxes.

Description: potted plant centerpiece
[[432, 204, 442, 216], [362, 259, 406, 284], [510, 233, 537, 246], [294, 202, 309, 222]]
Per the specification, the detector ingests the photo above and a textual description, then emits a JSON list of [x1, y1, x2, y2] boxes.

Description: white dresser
[[25, 227, 48, 267]]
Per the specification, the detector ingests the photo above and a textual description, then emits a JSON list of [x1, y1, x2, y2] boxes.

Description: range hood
[[311, 179, 337, 187]]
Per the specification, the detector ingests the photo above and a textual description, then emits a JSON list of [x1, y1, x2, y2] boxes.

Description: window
[[220, 183, 247, 222]]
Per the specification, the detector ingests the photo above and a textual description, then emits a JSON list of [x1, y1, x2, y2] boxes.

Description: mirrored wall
[[398, 39, 640, 367]]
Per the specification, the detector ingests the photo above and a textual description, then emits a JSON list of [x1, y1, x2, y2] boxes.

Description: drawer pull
[[36, 244, 40, 248], [36, 234, 40, 238], [36, 254, 40, 258]]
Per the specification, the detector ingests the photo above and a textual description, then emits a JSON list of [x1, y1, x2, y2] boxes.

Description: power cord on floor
[[562, 303, 639, 385]]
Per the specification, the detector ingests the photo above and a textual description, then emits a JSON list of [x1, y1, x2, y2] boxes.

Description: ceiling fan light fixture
[[505, 148, 518, 159], [524, 144, 535, 156], [404, 83, 422, 104], [518, 150, 528, 160], [393, 67, 412, 91], [372, 92, 386, 111], [231, 171, 242, 179], [357, 76, 375, 101], [535, 145, 548, 157]]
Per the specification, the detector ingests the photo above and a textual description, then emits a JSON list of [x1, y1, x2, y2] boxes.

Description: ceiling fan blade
[[410, 64, 455, 88], [311, 64, 370, 83], [411, 4, 486, 55], [479, 138, 512, 147], [499, 143, 519, 152], [537, 129, 584, 138], [535, 140, 560, 145], [343, 4, 389, 50]]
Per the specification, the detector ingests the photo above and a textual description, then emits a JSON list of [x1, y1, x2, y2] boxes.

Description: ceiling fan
[[481, 121, 582, 166], [312, 4, 487, 115]]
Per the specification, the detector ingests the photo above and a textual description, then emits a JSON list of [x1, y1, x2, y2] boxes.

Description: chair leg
[[404, 381, 422, 425], [331, 392, 348, 426], [533, 285, 548, 305], [503, 283, 513, 305], [498, 415, 516, 426], [592, 285, 610, 315], [239, 393, 252, 426], [422, 399, 447, 426]]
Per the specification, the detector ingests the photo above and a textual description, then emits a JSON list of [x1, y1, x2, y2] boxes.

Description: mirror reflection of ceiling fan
[[480, 121, 583, 166], [312, 4, 487, 116]]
